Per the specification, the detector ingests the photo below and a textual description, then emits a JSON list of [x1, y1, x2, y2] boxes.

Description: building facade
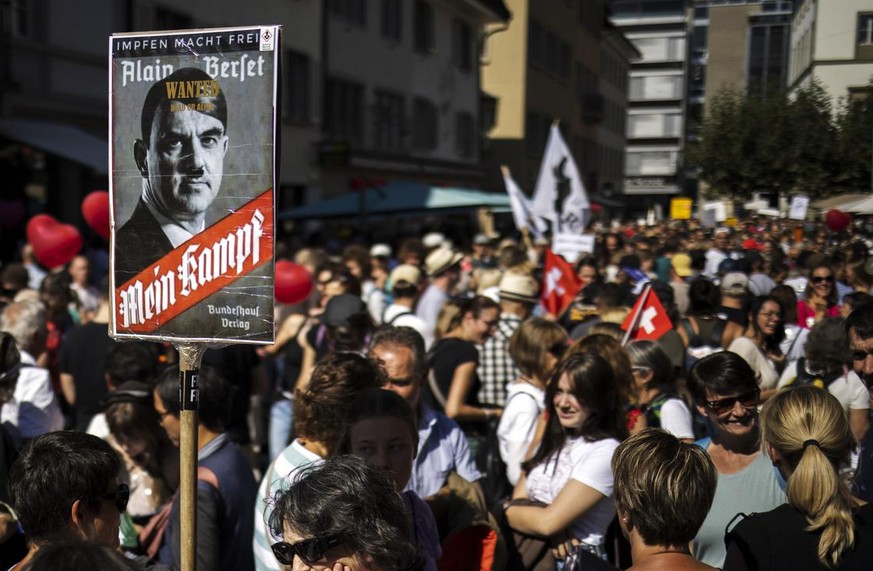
[[481, 0, 635, 204], [610, 0, 690, 202], [789, 0, 873, 104], [318, 0, 509, 201], [0, 0, 510, 246]]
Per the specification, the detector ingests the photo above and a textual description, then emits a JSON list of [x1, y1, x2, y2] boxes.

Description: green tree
[[833, 80, 873, 194], [687, 81, 839, 201]]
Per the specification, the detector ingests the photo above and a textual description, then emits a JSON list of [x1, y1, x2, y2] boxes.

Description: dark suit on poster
[[115, 198, 174, 281]]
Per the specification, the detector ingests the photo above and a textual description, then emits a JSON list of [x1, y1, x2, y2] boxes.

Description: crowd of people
[[0, 215, 872, 570]]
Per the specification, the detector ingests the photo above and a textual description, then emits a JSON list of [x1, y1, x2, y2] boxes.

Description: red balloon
[[826, 209, 851, 232], [26, 214, 83, 269], [275, 260, 313, 304], [81, 191, 110, 240]]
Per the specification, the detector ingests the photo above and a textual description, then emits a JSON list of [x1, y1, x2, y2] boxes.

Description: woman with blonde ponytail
[[723, 386, 873, 570]]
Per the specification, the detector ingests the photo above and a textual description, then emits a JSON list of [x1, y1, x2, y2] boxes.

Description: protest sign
[[670, 198, 692, 220], [552, 233, 595, 264], [789, 195, 809, 221], [109, 26, 279, 344]]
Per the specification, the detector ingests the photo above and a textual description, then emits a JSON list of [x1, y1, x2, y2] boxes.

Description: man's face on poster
[[141, 104, 228, 219]]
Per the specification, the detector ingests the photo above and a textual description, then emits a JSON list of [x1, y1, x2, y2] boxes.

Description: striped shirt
[[253, 439, 323, 571]]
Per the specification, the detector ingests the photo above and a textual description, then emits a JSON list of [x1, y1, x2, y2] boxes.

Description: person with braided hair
[[723, 386, 873, 570]]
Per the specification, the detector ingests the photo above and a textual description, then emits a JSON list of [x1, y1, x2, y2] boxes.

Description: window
[[858, 14, 873, 46], [629, 75, 683, 100], [284, 51, 311, 124], [525, 112, 550, 156], [412, 98, 438, 151], [625, 151, 678, 176], [373, 90, 406, 151], [455, 112, 476, 158], [627, 113, 683, 138], [381, 0, 402, 41], [748, 23, 788, 96], [331, 0, 367, 27], [528, 20, 571, 80], [414, 1, 434, 54], [325, 78, 365, 144], [452, 20, 473, 72], [632, 36, 686, 62]]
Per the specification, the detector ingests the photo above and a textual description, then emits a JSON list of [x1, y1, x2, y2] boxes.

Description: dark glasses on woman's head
[[811, 276, 834, 284], [271, 534, 343, 565], [100, 483, 130, 513], [703, 389, 760, 414]]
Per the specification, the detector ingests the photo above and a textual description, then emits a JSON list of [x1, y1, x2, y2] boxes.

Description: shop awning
[[279, 182, 511, 220], [837, 195, 873, 215], [810, 193, 870, 210], [0, 119, 108, 174]]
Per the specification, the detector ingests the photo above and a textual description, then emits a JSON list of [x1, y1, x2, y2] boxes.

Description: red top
[[796, 300, 840, 329]]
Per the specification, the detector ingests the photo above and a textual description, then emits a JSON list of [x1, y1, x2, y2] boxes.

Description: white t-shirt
[[497, 382, 544, 486], [525, 436, 620, 546], [777, 362, 870, 412], [728, 337, 779, 390], [659, 398, 695, 440]]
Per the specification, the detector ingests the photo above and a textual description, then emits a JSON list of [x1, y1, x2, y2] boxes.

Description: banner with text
[[109, 26, 280, 343]]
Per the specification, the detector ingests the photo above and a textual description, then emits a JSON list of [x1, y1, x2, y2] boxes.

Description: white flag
[[501, 167, 546, 237], [531, 123, 590, 234]]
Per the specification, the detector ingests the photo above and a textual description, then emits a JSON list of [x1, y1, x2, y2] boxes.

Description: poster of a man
[[109, 27, 279, 344], [116, 67, 229, 275]]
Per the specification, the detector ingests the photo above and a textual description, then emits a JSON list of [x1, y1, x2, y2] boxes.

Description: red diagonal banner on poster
[[115, 189, 273, 334]]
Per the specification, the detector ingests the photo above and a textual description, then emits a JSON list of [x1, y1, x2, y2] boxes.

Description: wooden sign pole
[[177, 344, 207, 571]]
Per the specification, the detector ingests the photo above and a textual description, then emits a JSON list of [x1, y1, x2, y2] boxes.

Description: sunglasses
[[272, 534, 343, 566], [811, 276, 834, 284], [100, 483, 130, 513], [852, 349, 873, 361], [703, 389, 760, 415]]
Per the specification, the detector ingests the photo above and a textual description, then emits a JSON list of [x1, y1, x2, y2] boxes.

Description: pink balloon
[[26, 214, 83, 269], [275, 260, 313, 304], [81, 191, 110, 240]]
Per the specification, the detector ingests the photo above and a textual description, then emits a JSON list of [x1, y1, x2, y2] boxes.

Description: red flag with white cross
[[621, 285, 673, 342], [541, 249, 582, 316]]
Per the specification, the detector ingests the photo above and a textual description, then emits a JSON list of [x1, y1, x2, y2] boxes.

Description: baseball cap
[[369, 243, 392, 258], [671, 253, 692, 277], [422, 232, 445, 249], [721, 272, 749, 296], [320, 294, 369, 329], [389, 264, 421, 289]]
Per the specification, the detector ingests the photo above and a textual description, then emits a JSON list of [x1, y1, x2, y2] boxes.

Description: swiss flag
[[621, 285, 673, 342], [542, 249, 582, 316]]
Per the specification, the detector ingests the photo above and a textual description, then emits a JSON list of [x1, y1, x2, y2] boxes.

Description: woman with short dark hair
[[269, 455, 423, 571], [686, 352, 785, 568], [253, 353, 385, 570]]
